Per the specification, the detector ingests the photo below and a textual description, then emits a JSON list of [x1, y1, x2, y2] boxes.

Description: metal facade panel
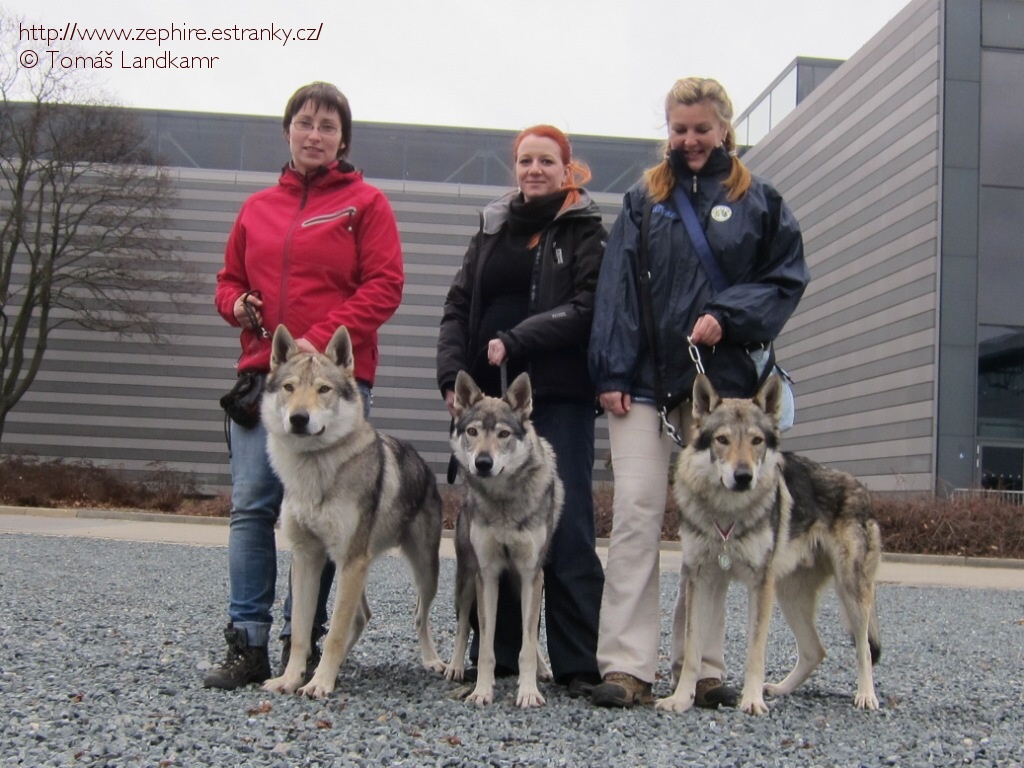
[[2, 170, 622, 492], [740, 0, 943, 489]]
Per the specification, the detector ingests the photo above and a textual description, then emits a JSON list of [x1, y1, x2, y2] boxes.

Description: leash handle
[[655, 336, 704, 449], [686, 336, 706, 376], [500, 360, 508, 395]]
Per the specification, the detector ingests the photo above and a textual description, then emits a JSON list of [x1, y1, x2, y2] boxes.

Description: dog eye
[[467, 427, 478, 437], [319, 385, 331, 394], [751, 436, 764, 445], [715, 435, 729, 445], [283, 383, 294, 392], [498, 430, 511, 439]]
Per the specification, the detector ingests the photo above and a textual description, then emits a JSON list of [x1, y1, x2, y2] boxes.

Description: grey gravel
[[1, 533, 1023, 767]]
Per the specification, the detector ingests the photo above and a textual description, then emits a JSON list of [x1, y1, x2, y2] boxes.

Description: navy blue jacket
[[589, 149, 808, 403], [438, 189, 607, 402]]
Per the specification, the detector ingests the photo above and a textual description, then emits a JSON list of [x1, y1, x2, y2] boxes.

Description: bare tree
[[0, 12, 191, 441]]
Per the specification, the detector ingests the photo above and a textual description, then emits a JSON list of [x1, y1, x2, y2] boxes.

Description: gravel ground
[[1, 533, 1023, 768]]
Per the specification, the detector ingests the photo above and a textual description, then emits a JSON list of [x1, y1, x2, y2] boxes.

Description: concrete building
[[3, 0, 1019, 495], [743, 0, 1024, 493]]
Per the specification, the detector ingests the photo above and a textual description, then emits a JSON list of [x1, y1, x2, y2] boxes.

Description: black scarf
[[506, 189, 569, 242]]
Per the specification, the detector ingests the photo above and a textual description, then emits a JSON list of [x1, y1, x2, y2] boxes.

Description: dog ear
[[325, 326, 355, 372], [505, 372, 533, 419], [453, 370, 484, 415], [270, 325, 298, 368], [755, 374, 784, 424], [691, 374, 719, 421]]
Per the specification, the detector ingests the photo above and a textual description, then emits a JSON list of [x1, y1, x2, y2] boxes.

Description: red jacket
[[215, 161, 404, 384]]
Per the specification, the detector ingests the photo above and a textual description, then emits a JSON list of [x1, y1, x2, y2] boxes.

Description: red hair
[[513, 124, 592, 189], [513, 125, 592, 246]]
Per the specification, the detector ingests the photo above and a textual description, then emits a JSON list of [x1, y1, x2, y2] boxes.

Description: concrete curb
[[3, 504, 1022, 570]]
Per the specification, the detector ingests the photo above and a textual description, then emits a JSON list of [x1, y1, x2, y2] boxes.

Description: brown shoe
[[591, 672, 654, 708], [694, 677, 739, 709]]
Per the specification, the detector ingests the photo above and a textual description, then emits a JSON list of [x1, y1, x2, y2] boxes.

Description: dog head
[[688, 373, 784, 492], [260, 324, 364, 449], [450, 370, 533, 479]]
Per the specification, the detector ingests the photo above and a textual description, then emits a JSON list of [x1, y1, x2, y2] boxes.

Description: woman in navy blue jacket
[[588, 77, 809, 709]]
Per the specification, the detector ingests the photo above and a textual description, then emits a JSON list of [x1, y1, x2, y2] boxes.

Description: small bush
[[3, 454, 1023, 559], [0, 454, 226, 515]]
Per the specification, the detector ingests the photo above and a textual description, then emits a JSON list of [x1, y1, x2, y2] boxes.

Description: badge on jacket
[[711, 205, 732, 222]]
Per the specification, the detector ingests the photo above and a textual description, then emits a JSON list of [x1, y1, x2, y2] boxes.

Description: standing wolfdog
[[447, 370, 564, 708], [658, 374, 882, 715], [259, 325, 445, 699]]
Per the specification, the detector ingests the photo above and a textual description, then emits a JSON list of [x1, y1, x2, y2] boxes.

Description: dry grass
[[2, 454, 1022, 559]]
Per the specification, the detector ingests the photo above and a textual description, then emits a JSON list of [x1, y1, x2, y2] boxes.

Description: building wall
[[740, 0, 944, 492], [2, 169, 622, 492]]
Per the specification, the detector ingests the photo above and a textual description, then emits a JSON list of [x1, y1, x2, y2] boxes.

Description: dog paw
[[854, 691, 879, 710], [298, 675, 336, 699], [465, 686, 494, 706], [655, 695, 694, 713], [740, 696, 769, 715], [516, 686, 545, 709], [261, 675, 301, 694], [423, 657, 447, 675], [444, 663, 465, 682]]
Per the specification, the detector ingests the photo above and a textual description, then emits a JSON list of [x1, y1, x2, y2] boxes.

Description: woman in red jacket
[[205, 81, 404, 689]]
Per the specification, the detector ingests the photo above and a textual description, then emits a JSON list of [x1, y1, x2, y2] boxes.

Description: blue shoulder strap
[[671, 185, 729, 292]]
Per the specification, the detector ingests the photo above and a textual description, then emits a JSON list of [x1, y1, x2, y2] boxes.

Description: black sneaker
[[203, 623, 270, 690], [695, 677, 739, 709], [566, 673, 601, 699], [278, 634, 322, 683]]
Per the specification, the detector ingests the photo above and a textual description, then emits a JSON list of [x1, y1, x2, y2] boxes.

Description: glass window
[[746, 98, 771, 146], [770, 68, 798, 128], [978, 325, 1024, 440], [980, 446, 1024, 491], [981, 50, 1024, 187]]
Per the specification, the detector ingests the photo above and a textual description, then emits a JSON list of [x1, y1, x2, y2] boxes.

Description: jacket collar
[[668, 146, 732, 188], [278, 159, 360, 191], [480, 187, 600, 236]]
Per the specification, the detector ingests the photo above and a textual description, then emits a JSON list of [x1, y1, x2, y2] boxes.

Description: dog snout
[[289, 411, 310, 432], [474, 453, 494, 475], [732, 466, 753, 490]]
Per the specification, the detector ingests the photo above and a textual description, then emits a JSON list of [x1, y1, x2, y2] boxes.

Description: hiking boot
[[695, 677, 739, 709], [591, 672, 653, 708], [203, 623, 270, 690], [566, 672, 601, 699], [278, 631, 324, 683]]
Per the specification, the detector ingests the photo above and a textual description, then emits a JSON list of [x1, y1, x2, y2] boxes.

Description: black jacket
[[437, 189, 607, 401], [589, 149, 809, 403]]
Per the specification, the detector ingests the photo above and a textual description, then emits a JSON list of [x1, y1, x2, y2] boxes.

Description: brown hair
[[642, 77, 751, 203], [513, 125, 592, 247], [283, 81, 352, 160]]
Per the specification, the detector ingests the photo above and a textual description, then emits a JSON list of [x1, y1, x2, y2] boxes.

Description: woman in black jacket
[[437, 125, 607, 694], [588, 77, 809, 709]]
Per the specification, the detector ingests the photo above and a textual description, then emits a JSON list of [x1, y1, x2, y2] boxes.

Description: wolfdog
[[658, 374, 882, 715], [259, 325, 445, 698], [446, 370, 564, 708]]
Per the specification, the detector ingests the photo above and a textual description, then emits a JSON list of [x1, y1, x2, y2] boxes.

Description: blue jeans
[[225, 380, 371, 648], [469, 399, 604, 684]]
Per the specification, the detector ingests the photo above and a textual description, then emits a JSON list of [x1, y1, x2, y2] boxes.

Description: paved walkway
[[2, 506, 1024, 590]]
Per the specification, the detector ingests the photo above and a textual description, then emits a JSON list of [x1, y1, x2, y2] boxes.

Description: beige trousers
[[596, 401, 726, 686]]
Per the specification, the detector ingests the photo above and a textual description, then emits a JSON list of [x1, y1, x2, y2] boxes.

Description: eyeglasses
[[291, 118, 341, 137]]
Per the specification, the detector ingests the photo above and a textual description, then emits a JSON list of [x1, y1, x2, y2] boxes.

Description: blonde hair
[[514, 125, 592, 247], [642, 77, 751, 203]]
